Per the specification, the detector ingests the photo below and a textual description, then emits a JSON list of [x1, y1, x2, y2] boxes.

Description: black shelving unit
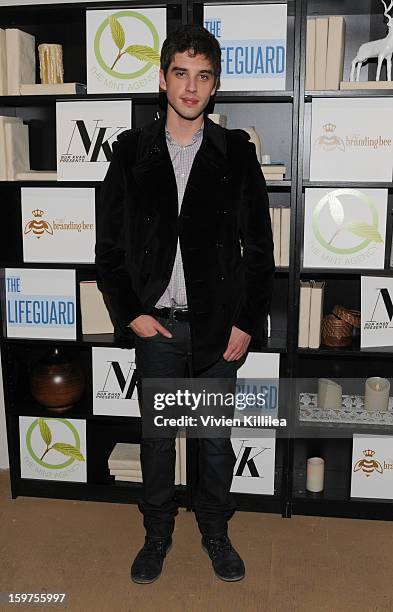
[[1, 0, 393, 522]]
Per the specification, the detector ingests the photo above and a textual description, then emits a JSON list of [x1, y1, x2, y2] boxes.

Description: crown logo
[[363, 449, 375, 457], [32, 209, 44, 218], [323, 122, 336, 133]]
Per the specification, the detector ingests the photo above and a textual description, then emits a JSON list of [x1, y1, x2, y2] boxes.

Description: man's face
[[159, 50, 217, 121]]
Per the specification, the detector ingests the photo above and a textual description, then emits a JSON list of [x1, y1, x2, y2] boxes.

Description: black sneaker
[[131, 536, 172, 584], [202, 535, 245, 582]]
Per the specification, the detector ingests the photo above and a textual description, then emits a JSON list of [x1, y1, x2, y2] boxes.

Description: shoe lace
[[143, 539, 168, 557], [205, 536, 233, 559]]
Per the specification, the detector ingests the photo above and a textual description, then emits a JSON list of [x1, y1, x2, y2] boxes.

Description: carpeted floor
[[1, 469, 393, 612]]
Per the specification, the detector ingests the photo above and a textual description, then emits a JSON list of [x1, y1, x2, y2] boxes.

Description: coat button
[[220, 176, 228, 182], [217, 209, 229, 215], [217, 274, 225, 281], [144, 248, 151, 254], [146, 216, 152, 222], [216, 242, 223, 248]]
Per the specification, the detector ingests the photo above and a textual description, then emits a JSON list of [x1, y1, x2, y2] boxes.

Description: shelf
[[0, 262, 96, 270], [297, 344, 393, 358], [303, 181, 393, 189], [266, 180, 292, 188], [300, 268, 393, 277], [305, 90, 393, 100], [294, 419, 393, 438]]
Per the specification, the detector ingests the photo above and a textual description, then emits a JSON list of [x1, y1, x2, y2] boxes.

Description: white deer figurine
[[350, 0, 393, 82]]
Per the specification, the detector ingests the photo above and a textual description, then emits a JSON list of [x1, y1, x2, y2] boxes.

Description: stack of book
[[269, 207, 290, 267], [0, 27, 86, 95], [108, 437, 186, 485], [306, 16, 346, 90], [298, 280, 325, 349], [261, 163, 286, 181]]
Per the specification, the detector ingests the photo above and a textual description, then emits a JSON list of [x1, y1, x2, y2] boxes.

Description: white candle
[[364, 377, 390, 412], [318, 378, 342, 410], [306, 457, 325, 492], [261, 154, 271, 164]]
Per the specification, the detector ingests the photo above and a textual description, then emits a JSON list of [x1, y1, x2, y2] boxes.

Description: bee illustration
[[24, 209, 53, 239], [314, 122, 345, 152], [353, 449, 383, 477]]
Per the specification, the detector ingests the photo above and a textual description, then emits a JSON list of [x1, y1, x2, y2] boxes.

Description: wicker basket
[[321, 313, 353, 347]]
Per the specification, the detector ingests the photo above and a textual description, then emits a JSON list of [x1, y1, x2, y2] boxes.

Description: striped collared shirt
[[155, 124, 204, 309]]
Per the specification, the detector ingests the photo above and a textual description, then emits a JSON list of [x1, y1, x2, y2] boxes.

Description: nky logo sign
[[96, 360, 138, 400], [60, 120, 127, 163], [233, 439, 270, 478], [365, 287, 393, 330]]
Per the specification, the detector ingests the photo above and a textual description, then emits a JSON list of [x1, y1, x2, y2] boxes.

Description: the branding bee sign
[[92, 347, 140, 417], [86, 8, 166, 94], [19, 417, 87, 482], [56, 99, 132, 181], [351, 434, 393, 499], [21, 188, 95, 263], [230, 429, 276, 495], [204, 4, 287, 92], [310, 98, 393, 182], [361, 276, 393, 348], [303, 188, 387, 269], [3, 268, 76, 340]]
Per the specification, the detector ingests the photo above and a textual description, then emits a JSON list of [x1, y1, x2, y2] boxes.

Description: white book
[[79, 280, 114, 335], [264, 173, 284, 181], [114, 475, 143, 483], [280, 208, 290, 267], [108, 442, 140, 470], [175, 436, 181, 486], [20, 82, 87, 95], [306, 19, 316, 90], [0, 116, 23, 180], [261, 164, 286, 174], [207, 113, 227, 127], [0, 29, 7, 95], [5, 120, 30, 180], [269, 207, 274, 225], [314, 18, 328, 90], [273, 207, 281, 267], [298, 281, 311, 348], [110, 468, 142, 477], [326, 16, 346, 90], [308, 281, 325, 349], [15, 170, 57, 180], [179, 435, 186, 485], [6, 28, 35, 95]]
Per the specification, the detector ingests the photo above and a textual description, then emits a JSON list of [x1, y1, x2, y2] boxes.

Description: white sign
[[56, 100, 132, 181], [310, 98, 393, 182], [204, 4, 287, 91], [93, 347, 140, 417], [22, 188, 95, 263], [303, 188, 387, 269], [87, 8, 166, 94], [351, 433, 393, 499], [231, 429, 276, 495], [361, 276, 393, 348], [19, 416, 87, 482], [4, 268, 76, 340], [237, 352, 279, 378]]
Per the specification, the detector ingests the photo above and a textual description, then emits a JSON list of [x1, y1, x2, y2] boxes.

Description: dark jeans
[[134, 316, 246, 538]]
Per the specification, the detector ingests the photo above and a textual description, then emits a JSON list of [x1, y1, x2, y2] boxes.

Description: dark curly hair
[[160, 25, 222, 90]]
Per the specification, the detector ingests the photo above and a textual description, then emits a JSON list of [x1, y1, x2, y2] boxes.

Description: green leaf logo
[[124, 44, 160, 65], [342, 222, 384, 243], [328, 194, 344, 226], [52, 442, 85, 462], [37, 419, 85, 463], [39, 418, 52, 446], [109, 16, 125, 51]]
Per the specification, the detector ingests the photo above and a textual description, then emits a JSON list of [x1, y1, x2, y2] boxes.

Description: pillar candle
[[318, 378, 342, 410], [364, 377, 390, 412], [306, 457, 325, 492]]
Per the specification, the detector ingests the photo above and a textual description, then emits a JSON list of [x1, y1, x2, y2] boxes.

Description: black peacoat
[[95, 115, 275, 371]]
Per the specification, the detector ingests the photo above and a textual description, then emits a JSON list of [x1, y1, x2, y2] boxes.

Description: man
[[95, 25, 274, 584]]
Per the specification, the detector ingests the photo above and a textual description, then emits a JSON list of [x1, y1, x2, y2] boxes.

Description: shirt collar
[[165, 123, 204, 147]]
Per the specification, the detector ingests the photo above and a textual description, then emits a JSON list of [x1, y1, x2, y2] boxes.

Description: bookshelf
[[1, 0, 393, 521]]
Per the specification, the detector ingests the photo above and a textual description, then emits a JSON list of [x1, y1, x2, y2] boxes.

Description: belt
[[151, 307, 189, 322]]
